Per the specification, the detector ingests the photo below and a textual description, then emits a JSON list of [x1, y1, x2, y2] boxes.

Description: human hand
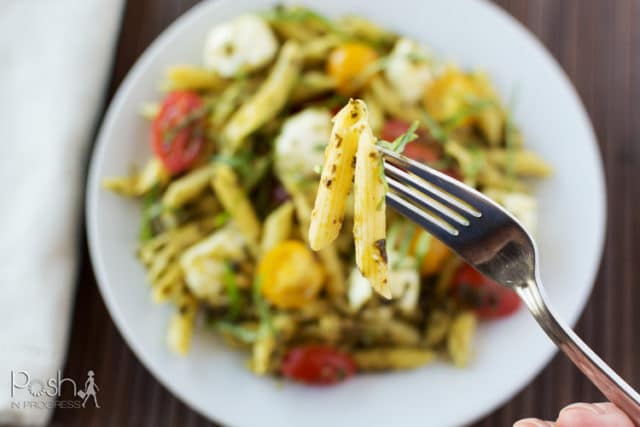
[[513, 402, 635, 427]]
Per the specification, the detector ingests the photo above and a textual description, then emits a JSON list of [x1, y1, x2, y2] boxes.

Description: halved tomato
[[281, 345, 357, 385], [380, 119, 440, 164], [450, 264, 521, 319], [151, 91, 207, 175]]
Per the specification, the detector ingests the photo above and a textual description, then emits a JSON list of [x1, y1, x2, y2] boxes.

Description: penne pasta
[[290, 71, 337, 103], [151, 265, 184, 304], [164, 65, 226, 91], [424, 309, 451, 346], [444, 140, 482, 187], [166, 293, 198, 355], [251, 331, 275, 375], [337, 15, 398, 48], [353, 117, 390, 298], [352, 348, 434, 371], [486, 148, 553, 177], [309, 99, 389, 297], [211, 164, 261, 253], [223, 41, 302, 152], [209, 79, 254, 129], [318, 246, 346, 298], [308, 99, 366, 250], [260, 201, 294, 253], [300, 34, 341, 64], [447, 311, 477, 367], [288, 190, 346, 299], [102, 158, 169, 197], [162, 164, 217, 208], [469, 72, 504, 145]]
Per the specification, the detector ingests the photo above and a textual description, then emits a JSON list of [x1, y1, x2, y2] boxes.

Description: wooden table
[[51, 0, 640, 425]]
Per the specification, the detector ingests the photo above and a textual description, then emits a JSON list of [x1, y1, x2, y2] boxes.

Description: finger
[[557, 402, 634, 427], [513, 418, 556, 427]]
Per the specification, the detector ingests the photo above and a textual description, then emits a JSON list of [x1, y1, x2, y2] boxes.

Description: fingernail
[[560, 402, 604, 415], [513, 418, 552, 427]]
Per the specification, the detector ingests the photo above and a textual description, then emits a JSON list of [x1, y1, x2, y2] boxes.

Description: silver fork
[[378, 145, 640, 422]]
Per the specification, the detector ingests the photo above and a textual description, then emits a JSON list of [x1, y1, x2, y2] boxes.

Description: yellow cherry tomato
[[412, 232, 451, 276], [327, 42, 378, 94], [423, 66, 476, 122], [258, 240, 325, 309]]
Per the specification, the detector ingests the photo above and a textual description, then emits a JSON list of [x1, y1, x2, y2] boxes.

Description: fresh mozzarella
[[348, 268, 373, 311], [203, 15, 278, 77], [275, 108, 332, 183], [391, 269, 420, 314], [347, 251, 421, 313], [179, 225, 247, 303], [388, 251, 420, 313], [384, 38, 433, 103]]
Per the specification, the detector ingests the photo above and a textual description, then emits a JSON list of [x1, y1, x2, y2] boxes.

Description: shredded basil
[[223, 262, 243, 320], [139, 184, 162, 242], [386, 222, 402, 251], [213, 149, 269, 191], [377, 120, 419, 154], [405, 51, 432, 65], [162, 100, 214, 144], [264, 6, 334, 27], [390, 120, 420, 153], [413, 231, 432, 270], [309, 94, 350, 111], [375, 121, 420, 210], [212, 211, 230, 228], [441, 97, 495, 133], [215, 321, 258, 343], [312, 143, 327, 152], [243, 156, 272, 191], [350, 57, 389, 88], [252, 276, 273, 335], [465, 145, 485, 183], [421, 111, 447, 143], [393, 222, 415, 269], [213, 151, 252, 177]]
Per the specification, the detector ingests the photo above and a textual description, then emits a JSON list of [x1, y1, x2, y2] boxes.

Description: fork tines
[[377, 145, 482, 242]]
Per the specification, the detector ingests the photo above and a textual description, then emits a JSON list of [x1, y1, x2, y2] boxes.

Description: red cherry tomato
[[451, 264, 521, 319], [402, 142, 440, 164], [152, 91, 207, 175], [381, 119, 440, 164], [381, 119, 416, 143], [281, 345, 357, 385]]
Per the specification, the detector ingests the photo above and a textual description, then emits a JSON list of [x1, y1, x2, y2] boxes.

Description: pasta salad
[[103, 6, 551, 385]]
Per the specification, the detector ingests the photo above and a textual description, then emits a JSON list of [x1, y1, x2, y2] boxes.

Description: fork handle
[[517, 282, 640, 423]]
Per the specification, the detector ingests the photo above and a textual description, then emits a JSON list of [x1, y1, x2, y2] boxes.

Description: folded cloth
[[0, 0, 123, 424]]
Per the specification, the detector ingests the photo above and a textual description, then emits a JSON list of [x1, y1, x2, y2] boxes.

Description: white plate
[[86, 0, 605, 425]]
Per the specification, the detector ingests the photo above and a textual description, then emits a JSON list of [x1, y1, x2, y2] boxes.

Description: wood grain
[[51, 0, 640, 425]]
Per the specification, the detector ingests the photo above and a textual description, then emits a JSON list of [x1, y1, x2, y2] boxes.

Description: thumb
[[557, 402, 634, 427]]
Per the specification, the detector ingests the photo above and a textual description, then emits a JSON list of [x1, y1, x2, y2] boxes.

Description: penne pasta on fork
[[309, 99, 390, 298]]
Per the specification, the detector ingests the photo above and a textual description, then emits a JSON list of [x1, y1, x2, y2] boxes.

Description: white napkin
[[0, 0, 123, 424]]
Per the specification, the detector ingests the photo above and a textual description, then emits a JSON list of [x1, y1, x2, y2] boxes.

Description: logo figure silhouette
[[77, 370, 100, 408]]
